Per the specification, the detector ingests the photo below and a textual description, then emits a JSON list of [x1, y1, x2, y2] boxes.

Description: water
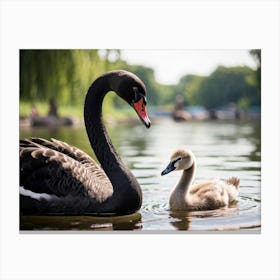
[[20, 119, 261, 232]]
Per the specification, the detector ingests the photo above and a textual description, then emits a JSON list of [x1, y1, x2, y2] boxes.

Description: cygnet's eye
[[173, 157, 182, 166], [174, 157, 182, 163], [173, 157, 182, 168]]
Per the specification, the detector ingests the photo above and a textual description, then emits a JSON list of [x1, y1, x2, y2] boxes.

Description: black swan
[[20, 70, 151, 215], [161, 149, 239, 211]]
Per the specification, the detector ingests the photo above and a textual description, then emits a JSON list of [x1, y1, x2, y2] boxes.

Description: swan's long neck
[[177, 163, 196, 193], [84, 75, 142, 213], [84, 77, 123, 172], [170, 163, 196, 209]]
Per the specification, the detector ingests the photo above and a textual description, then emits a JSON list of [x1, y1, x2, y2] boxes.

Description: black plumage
[[20, 70, 151, 215]]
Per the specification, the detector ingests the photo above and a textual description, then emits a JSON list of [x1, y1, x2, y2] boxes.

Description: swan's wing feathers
[[29, 137, 96, 165], [188, 179, 239, 209], [225, 177, 240, 188], [20, 141, 113, 202]]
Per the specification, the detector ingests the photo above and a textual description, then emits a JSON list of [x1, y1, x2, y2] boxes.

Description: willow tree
[[20, 49, 117, 106]]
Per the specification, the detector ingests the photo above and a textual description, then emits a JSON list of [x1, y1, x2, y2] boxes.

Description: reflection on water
[[21, 213, 142, 231], [20, 119, 261, 232]]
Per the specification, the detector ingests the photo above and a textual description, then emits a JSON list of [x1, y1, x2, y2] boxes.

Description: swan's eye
[[173, 157, 182, 168], [132, 87, 147, 107], [172, 157, 182, 165], [142, 95, 147, 105]]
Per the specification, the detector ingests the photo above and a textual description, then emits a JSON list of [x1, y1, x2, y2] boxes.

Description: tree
[[249, 49, 261, 105], [182, 66, 259, 109], [249, 49, 261, 67], [20, 50, 110, 105]]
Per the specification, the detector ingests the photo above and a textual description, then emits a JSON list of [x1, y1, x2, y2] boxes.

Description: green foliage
[[174, 75, 205, 105], [175, 66, 260, 109], [20, 100, 83, 119], [249, 49, 261, 67], [20, 50, 109, 105], [201, 66, 257, 108], [237, 97, 251, 109], [249, 49, 261, 105], [20, 49, 261, 117]]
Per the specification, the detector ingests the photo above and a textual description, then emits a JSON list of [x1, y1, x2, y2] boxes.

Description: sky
[[121, 50, 257, 85]]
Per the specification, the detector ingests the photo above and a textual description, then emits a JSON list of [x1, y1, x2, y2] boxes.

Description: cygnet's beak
[[161, 161, 175, 176], [133, 98, 151, 128]]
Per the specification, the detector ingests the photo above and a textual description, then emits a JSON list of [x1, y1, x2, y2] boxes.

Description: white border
[[1, 1, 279, 280]]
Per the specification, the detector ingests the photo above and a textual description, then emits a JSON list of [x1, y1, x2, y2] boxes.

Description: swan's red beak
[[133, 98, 151, 128]]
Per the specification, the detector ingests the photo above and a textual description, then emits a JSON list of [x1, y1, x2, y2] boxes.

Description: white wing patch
[[20, 186, 58, 201]]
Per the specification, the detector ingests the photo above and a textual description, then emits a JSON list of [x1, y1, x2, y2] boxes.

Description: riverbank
[[20, 101, 260, 128], [19, 101, 138, 128]]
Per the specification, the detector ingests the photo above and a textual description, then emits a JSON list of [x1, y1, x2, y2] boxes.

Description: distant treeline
[[171, 65, 260, 109], [20, 49, 260, 111]]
